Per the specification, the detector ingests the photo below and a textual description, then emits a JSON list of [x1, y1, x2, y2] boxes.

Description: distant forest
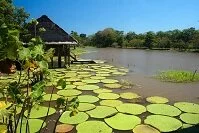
[[71, 27, 199, 51]]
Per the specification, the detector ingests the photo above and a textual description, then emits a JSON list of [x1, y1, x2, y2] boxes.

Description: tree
[[144, 31, 155, 49]]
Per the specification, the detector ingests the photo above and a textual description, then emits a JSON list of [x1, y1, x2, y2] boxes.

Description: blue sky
[[14, 0, 199, 35]]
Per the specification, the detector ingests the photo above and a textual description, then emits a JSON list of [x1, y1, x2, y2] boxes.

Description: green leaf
[[38, 61, 48, 70], [18, 47, 31, 60], [57, 79, 66, 89]]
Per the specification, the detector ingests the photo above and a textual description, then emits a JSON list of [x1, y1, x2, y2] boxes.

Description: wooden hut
[[28, 15, 78, 68]]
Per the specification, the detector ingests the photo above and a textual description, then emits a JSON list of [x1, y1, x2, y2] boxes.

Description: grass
[[156, 70, 199, 83], [71, 47, 87, 56]]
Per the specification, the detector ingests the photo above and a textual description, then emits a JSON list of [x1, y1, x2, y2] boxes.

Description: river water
[[81, 47, 199, 103]]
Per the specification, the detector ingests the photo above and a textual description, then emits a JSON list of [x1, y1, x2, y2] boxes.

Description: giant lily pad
[[64, 85, 76, 89], [65, 78, 80, 82], [112, 72, 126, 75], [98, 93, 120, 100], [93, 88, 112, 94], [144, 115, 182, 132], [78, 74, 91, 78], [104, 83, 122, 89], [65, 73, 77, 77], [105, 113, 141, 130], [76, 121, 112, 133], [57, 90, 82, 97], [77, 103, 96, 111], [77, 85, 99, 90], [86, 106, 117, 118], [82, 79, 100, 84], [43, 94, 61, 101], [73, 82, 86, 86], [120, 92, 141, 99], [90, 76, 106, 80], [133, 124, 160, 133], [59, 111, 89, 124], [24, 106, 56, 118], [180, 113, 199, 124], [174, 102, 199, 114], [55, 124, 74, 133], [116, 103, 146, 115], [78, 95, 99, 103], [146, 96, 169, 104], [96, 74, 111, 77], [17, 119, 46, 133], [147, 104, 181, 116], [100, 100, 123, 107], [101, 79, 119, 84]]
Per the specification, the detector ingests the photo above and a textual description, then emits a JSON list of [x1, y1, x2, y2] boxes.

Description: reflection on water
[[81, 47, 199, 75]]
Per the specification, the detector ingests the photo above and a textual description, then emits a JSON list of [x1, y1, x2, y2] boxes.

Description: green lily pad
[[17, 119, 46, 133], [93, 88, 112, 94], [77, 103, 96, 111], [76, 121, 112, 133], [100, 100, 123, 107], [65, 73, 77, 77], [0, 124, 6, 133], [174, 102, 199, 113], [78, 74, 91, 78], [116, 103, 146, 115], [96, 71, 110, 74], [59, 111, 89, 124], [90, 76, 106, 80], [104, 83, 122, 89], [146, 96, 169, 104], [55, 124, 74, 133], [98, 93, 120, 100], [73, 82, 86, 86], [133, 124, 160, 133], [57, 90, 82, 97], [101, 79, 119, 84], [144, 115, 182, 132], [82, 79, 100, 84], [112, 72, 126, 75], [78, 95, 99, 103], [147, 104, 181, 116], [120, 92, 141, 99], [180, 113, 199, 124], [182, 124, 193, 129], [86, 106, 117, 118], [105, 113, 141, 130], [96, 74, 111, 77], [77, 85, 99, 90], [77, 71, 90, 75], [43, 94, 61, 101], [24, 106, 56, 118], [65, 78, 80, 82], [65, 85, 76, 89]]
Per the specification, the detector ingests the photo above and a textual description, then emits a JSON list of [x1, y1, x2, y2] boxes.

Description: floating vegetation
[[76, 121, 112, 133], [90, 76, 106, 80], [147, 104, 181, 116], [174, 102, 199, 113], [156, 70, 199, 82], [82, 79, 100, 84], [103, 83, 122, 89], [180, 113, 199, 124], [77, 85, 99, 90], [98, 93, 120, 100], [146, 96, 169, 104], [144, 115, 182, 132], [100, 100, 123, 107], [120, 92, 140, 99], [55, 124, 74, 133], [77, 103, 96, 111], [57, 90, 82, 97], [86, 106, 117, 118], [43, 94, 61, 101], [133, 124, 160, 133], [59, 111, 89, 124], [93, 88, 112, 94], [116, 103, 146, 115], [105, 113, 141, 130], [73, 82, 87, 86], [78, 95, 99, 103], [101, 79, 119, 84]]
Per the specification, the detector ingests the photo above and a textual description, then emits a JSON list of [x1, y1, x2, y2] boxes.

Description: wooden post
[[63, 45, 67, 67], [68, 45, 70, 67], [51, 57, 53, 68], [58, 45, 61, 68]]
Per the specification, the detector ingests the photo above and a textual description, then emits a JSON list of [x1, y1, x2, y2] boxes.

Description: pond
[[81, 47, 199, 103]]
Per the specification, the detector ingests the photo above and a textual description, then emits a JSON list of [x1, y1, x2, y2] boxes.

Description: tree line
[[71, 27, 199, 51]]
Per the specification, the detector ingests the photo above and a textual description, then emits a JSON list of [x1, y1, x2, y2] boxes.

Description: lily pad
[[96, 74, 111, 77], [101, 79, 119, 84], [82, 79, 100, 84], [55, 124, 74, 133], [73, 82, 86, 86], [86, 106, 117, 118], [0, 125, 6, 133], [76, 121, 112, 133], [90, 76, 106, 80], [116, 103, 146, 115], [105, 113, 141, 130], [78, 95, 99, 103], [77, 85, 99, 90], [77, 71, 90, 75], [65, 85, 76, 89], [180, 113, 199, 124], [147, 104, 181, 116], [24, 106, 56, 118], [65, 73, 77, 77], [100, 100, 123, 107], [78, 74, 91, 78], [43, 94, 61, 101], [93, 88, 112, 94], [65, 78, 80, 82], [120, 92, 141, 99], [57, 90, 82, 97], [146, 96, 169, 104], [77, 103, 96, 111], [59, 111, 89, 124], [98, 93, 120, 100], [104, 83, 122, 89], [17, 119, 46, 133], [174, 102, 199, 114], [144, 115, 182, 132], [133, 124, 160, 133], [182, 124, 193, 129], [112, 72, 126, 75]]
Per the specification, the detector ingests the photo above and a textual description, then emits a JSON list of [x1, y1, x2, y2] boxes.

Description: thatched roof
[[28, 15, 78, 45]]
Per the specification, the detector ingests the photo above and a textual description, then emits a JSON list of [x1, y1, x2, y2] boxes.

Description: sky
[[14, 0, 199, 35]]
